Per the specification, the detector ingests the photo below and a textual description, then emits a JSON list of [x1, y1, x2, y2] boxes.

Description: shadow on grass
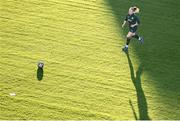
[[37, 67, 43, 81], [106, 0, 180, 118], [126, 52, 150, 120]]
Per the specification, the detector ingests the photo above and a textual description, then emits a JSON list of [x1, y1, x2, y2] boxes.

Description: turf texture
[[0, 0, 180, 119]]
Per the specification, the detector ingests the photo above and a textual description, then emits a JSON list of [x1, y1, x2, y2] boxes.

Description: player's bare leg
[[122, 32, 134, 52]]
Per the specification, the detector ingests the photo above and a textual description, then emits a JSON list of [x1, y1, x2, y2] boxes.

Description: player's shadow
[[37, 67, 43, 81], [126, 52, 150, 120]]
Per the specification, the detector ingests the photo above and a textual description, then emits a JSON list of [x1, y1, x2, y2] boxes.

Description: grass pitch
[[0, 0, 180, 119]]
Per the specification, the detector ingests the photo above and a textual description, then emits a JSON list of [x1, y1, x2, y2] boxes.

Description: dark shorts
[[129, 26, 138, 33]]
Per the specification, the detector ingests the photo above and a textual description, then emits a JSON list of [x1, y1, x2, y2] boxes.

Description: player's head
[[128, 6, 140, 14]]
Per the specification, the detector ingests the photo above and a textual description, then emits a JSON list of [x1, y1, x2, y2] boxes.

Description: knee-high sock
[[126, 38, 131, 45], [132, 34, 140, 40]]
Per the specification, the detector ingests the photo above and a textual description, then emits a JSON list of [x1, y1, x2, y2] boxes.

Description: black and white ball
[[38, 61, 44, 68]]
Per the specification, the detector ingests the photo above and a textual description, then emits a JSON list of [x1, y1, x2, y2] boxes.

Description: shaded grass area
[[127, 52, 150, 120], [106, 0, 180, 119]]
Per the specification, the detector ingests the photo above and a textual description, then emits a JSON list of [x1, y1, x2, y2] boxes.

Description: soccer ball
[[38, 61, 44, 68]]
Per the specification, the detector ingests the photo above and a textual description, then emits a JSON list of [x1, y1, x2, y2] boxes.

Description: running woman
[[122, 6, 144, 52]]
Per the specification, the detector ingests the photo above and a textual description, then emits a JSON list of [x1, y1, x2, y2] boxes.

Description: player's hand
[[122, 21, 126, 28], [131, 23, 138, 27], [130, 25, 134, 27], [122, 24, 124, 28]]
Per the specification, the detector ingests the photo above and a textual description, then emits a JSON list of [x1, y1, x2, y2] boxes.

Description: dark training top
[[125, 14, 140, 27]]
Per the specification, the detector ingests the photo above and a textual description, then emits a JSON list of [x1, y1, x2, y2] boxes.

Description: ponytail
[[132, 6, 140, 13]]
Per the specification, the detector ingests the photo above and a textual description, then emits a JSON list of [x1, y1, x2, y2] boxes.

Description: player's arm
[[122, 20, 127, 28], [130, 22, 138, 27], [122, 15, 128, 28]]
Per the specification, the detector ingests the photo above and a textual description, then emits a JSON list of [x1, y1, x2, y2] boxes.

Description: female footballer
[[122, 6, 144, 52]]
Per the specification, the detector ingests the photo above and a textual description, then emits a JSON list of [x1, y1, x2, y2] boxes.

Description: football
[[38, 61, 44, 68]]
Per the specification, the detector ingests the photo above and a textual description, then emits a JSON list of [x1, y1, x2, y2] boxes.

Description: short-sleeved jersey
[[125, 14, 140, 26]]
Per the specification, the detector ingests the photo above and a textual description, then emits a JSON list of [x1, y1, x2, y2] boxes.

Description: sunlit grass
[[0, 0, 180, 120]]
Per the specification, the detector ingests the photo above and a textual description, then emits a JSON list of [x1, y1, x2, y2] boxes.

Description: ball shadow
[[37, 67, 43, 81]]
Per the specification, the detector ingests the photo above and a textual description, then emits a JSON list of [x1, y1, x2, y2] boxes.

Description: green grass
[[0, 0, 180, 119]]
